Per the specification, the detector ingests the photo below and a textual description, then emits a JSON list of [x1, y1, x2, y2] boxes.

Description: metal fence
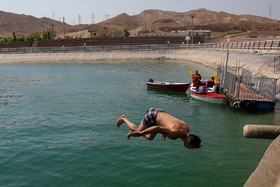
[[212, 40, 280, 51], [220, 67, 277, 102], [0, 40, 279, 54], [274, 56, 280, 74], [0, 44, 191, 54]]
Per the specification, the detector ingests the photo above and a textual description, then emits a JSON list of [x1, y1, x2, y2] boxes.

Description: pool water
[[0, 61, 278, 187]]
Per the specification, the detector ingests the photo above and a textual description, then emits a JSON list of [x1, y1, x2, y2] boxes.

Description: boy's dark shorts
[[142, 108, 164, 127]]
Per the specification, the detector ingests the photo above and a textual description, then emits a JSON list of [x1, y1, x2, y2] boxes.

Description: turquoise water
[[0, 61, 279, 187]]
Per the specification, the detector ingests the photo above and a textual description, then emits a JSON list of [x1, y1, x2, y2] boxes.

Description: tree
[[17, 35, 25, 42], [123, 28, 130, 37], [13, 32, 17, 42], [7, 37, 14, 43], [34, 33, 41, 41], [42, 30, 52, 40], [24, 35, 34, 42], [2, 37, 8, 43]]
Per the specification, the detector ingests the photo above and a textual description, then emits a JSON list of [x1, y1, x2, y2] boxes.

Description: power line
[[269, 4, 272, 19]]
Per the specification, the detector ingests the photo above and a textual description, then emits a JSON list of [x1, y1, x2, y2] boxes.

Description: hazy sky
[[1, 0, 279, 25]]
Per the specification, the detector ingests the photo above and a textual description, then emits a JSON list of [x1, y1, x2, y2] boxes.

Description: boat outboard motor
[[148, 79, 154, 83]]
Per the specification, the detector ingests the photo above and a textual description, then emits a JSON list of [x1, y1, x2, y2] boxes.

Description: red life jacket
[[192, 73, 201, 87], [206, 78, 215, 88]]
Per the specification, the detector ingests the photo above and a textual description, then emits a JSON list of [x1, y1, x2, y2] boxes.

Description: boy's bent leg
[[137, 123, 157, 140], [116, 114, 138, 131]]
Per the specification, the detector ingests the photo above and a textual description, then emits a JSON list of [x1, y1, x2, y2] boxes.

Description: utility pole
[[51, 23, 54, 40], [104, 14, 110, 29], [78, 14, 82, 25], [105, 14, 110, 20], [190, 15, 195, 44], [225, 38, 230, 72], [52, 11, 55, 20], [63, 17, 65, 39], [91, 13, 95, 24], [223, 38, 230, 85], [269, 4, 272, 19]]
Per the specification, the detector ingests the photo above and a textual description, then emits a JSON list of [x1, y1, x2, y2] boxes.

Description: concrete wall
[[0, 49, 277, 76], [244, 136, 280, 187]]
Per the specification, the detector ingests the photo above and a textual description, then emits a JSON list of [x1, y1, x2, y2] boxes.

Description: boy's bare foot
[[116, 114, 126, 127]]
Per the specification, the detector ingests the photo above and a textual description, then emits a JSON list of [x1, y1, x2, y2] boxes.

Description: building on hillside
[[169, 30, 211, 37], [56, 29, 126, 39]]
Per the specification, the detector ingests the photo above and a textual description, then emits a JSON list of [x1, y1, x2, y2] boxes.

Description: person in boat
[[192, 70, 202, 93], [116, 108, 201, 149], [206, 76, 215, 88]]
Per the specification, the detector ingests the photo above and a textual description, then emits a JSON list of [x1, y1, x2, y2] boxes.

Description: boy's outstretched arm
[[127, 126, 167, 140]]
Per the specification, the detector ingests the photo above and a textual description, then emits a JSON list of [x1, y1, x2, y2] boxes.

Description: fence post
[[264, 41, 267, 50], [236, 76, 241, 100], [270, 40, 274, 50], [258, 41, 261, 50], [252, 42, 256, 50], [274, 57, 276, 74], [274, 79, 278, 101], [278, 41, 280, 50]]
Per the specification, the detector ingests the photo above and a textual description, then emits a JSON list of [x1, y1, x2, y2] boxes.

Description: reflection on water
[[147, 88, 190, 101], [275, 101, 280, 110]]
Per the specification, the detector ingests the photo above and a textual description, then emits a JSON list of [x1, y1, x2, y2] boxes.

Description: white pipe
[[243, 125, 280, 139]]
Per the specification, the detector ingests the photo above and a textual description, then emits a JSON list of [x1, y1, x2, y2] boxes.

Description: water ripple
[[0, 94, 26, 106], [0, 75, 53, 87], [0, 117, 37, 129]]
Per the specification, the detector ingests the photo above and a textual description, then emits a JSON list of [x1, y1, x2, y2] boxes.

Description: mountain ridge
[[0, 8, 280, 38]]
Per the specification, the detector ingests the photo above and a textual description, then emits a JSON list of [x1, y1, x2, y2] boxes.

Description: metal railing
[[0, 40, 279, 54], [216, 40, 280, 51], [220, 67, 277, 102]]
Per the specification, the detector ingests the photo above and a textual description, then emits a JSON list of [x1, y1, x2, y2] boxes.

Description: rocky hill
[[0, 10, 67, 37], [96, 8, 280, 37], [147, 9, 279, 36], [1, 8, 280, 38]]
